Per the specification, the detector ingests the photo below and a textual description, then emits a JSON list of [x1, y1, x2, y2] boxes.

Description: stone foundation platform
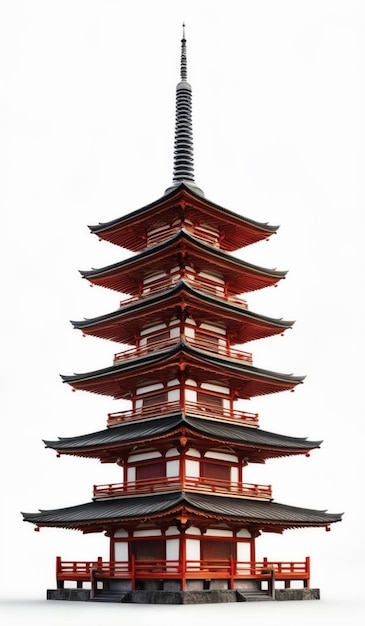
[[47, 587, 320, 604]]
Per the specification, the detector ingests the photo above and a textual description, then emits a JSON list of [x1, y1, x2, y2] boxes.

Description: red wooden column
[[56, 556, 63, 589], [109, 534, 115, 562], [251, 538, 256, 563], [179, 433, 187, 489], [305, 556, 310, 588], [181, 535, 186, 591], [179, 368, 187, 412], [178, 519, 188, 591], [131, 554, 136, 591], [229, 555, 235, 590]]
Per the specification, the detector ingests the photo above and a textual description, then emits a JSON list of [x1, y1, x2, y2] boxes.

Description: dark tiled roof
[[71, 280, 294, 334], [80, 229, 286, 283], [88, 183, 279, 242], [43, 414, 321, 452], [44, 414, 184, 449], [22, 491, 343, 528], [61, 341, 305, 386], [187, 416, 321, 449]]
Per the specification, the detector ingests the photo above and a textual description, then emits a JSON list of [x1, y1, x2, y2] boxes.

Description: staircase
[[237, 590, 274, 602], [91, 589, 124, 603]]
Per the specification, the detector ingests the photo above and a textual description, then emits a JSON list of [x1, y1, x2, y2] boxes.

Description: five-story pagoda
[[22, 27, 342, 603]]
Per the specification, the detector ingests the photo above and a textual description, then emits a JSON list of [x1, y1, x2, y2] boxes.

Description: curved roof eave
[[80, 229, 287, 282], [70, 280, 294, 332], [88, 183, 279, 239], [21, 491, 343, 528], [42, 413, 322, 452], [60, 340, 305, 386]]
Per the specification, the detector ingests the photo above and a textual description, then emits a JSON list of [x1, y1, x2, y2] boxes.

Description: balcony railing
[[107, 399, 259, 428], [119, 271, 248, 309], [55, 556, 311, 591], [113, 334, 253, 365], [93, 476, 272, 500]]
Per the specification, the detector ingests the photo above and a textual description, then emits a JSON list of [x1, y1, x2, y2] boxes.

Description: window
[[201, 461, 230, 482], [197, 392, 223, 409], [145, 331, 170, 346], [134, 539, 165, 561], [201, 540, 234, 564], [142, 392, 168, 408], [195, 331, 219, 352], [136, 461, 164, 481]]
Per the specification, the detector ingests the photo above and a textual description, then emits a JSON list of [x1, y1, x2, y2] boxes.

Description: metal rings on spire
[[165, 24, 204, 197]]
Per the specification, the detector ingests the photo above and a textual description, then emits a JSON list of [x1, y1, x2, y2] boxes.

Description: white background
[[1, 1, 364, 623]]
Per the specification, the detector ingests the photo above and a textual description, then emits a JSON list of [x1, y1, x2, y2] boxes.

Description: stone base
[[122, 590, 237, 604], [47, 588, 91, 602], [47, 587, 321, 604], [275, 588, 320, 601]]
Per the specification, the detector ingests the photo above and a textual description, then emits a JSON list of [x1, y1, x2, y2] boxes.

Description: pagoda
[[22, 27, 342, 604]]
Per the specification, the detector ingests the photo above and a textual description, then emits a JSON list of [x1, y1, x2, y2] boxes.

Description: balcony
[[93, 476, 272, 500], [119, 270, 248, 308], [107, 399, 259, 427], [55, 556, 311, 592], [113, 334, 253, 365]]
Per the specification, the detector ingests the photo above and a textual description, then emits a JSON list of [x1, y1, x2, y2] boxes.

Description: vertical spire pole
[[180, 23, 187, 82], [165, 24, 204, 196]]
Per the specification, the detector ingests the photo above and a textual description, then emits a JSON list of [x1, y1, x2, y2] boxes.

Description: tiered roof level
[[22, 26, 342, 602]]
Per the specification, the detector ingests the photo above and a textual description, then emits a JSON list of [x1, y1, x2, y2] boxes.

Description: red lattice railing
[[113, 334, 252, 365], [93, 476, 272, 500], [107, 399, 259, 427], [119, 270, 248, 308], [55, 556, 311, 590]]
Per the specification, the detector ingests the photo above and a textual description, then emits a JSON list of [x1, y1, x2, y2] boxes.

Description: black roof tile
[[43, 414, 321, 452], [22, 492, 343, 527]]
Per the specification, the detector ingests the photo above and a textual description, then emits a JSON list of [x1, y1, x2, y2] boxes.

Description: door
[[201, 539, 234, 573]]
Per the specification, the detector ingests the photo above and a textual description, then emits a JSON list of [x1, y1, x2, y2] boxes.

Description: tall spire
[[165, 24, 204, 197]]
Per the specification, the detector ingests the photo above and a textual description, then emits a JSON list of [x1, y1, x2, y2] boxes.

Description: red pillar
[[180, 532, 186, 591]]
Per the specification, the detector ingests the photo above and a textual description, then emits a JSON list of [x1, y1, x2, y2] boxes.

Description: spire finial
[[180, 23, 187, 82], [165, 24, 204, 197]]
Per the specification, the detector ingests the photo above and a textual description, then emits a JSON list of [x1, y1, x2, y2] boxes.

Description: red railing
[[113, 334, 252, 365], [107, 399, 259, 427], [56, 556, 130, 580], [119, 271, 248, 308], [93, 476, 272, 500], [55, 556, 310, 589]]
